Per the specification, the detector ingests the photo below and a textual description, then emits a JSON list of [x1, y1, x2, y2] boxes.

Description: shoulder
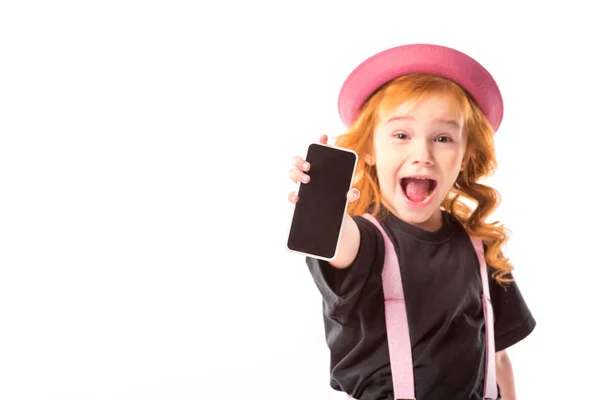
[[488, 270, 537, 350], [354, 214, 386, 238], [469, 237, 537, 350], [304, 214, 386, 323]]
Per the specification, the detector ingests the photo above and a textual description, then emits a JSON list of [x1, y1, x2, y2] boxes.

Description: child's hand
[[288, 135, 360, 204]]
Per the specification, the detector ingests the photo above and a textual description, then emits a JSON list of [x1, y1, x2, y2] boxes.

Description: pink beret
[[337, 44, 504, 132]]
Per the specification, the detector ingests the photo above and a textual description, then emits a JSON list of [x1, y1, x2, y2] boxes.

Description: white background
[[1, 1, 598, 399]]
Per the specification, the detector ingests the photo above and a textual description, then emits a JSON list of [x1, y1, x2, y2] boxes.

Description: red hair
[[334, 73, 513, 284]]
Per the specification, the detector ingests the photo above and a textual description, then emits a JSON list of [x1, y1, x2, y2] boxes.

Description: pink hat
[[337, 44, 504, 132]]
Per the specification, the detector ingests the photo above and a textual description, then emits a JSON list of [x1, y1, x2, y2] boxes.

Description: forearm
[[496, 350, 516, 400], [329, 213, 361, 269]]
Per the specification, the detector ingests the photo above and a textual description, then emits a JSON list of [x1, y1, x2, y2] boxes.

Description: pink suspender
[[362, 214, 497, 400], [362, 214, 415, 399], [470, 236, 498, 400]]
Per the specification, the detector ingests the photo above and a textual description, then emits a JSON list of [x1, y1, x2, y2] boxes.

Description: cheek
[[374, 155, 402, 192], [440, 152, 464, 184], [373, 143, 409, 185]]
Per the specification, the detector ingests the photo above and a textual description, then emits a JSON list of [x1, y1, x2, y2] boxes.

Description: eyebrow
[[385, 115, 462, 129]]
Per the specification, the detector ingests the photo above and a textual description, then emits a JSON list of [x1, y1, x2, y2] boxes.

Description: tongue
[[405, 178, 431, 202]]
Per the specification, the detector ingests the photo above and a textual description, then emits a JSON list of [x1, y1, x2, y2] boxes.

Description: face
[[369, 94, 468, 231]]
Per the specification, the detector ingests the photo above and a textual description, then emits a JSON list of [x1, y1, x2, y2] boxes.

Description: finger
[[319, 135, 328, 144], [347, 188, 360, 202], [288, 191, 299, 203], [292, 156, 310, 172], [289, 167, 310, 184]]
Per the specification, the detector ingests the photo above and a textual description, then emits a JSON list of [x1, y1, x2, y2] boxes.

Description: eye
[[434, 135, 453, 143], [393, 133, 408, 140]]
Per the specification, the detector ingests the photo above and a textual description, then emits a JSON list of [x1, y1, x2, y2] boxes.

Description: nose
[[410, 139, 434, 166]]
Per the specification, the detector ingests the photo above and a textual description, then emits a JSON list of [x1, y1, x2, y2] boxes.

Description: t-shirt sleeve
[[488, 268, 537, 352], [305, 215, 384, 325]]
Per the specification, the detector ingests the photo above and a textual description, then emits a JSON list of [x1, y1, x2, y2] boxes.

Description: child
[[287, 44, 536, 400]]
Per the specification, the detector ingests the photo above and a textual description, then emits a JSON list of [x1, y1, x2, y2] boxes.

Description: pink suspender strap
[[468, 237, 498, 399], [362, 213, 497, 400], [362, 214, 415, 400]]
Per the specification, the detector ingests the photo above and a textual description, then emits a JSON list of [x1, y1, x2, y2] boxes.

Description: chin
[[394, 200, 441, 223]]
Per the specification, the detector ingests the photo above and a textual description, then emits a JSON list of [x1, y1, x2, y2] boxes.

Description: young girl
[[287, 44, 536, 400]]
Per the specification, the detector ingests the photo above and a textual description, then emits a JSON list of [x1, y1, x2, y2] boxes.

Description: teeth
[[401, 177, 436, 183]]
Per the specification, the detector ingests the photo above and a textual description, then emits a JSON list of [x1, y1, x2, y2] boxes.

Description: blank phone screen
[[287, 143, 357, 260]]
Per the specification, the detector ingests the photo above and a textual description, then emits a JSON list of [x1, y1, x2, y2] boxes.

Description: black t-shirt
[[305, 210, 536, 400]]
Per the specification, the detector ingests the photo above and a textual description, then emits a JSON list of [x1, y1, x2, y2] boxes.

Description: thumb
[[347, 188, 360, 202]]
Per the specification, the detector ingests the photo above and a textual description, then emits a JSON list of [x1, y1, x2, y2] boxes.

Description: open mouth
[[400, 177, 438, 204]]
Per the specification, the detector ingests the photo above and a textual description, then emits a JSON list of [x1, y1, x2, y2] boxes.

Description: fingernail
[[303, 162, 309, 170], [303, 175, 309, 182]]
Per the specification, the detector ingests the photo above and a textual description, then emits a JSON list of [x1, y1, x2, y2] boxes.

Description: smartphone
[[286, 142, 358, 261]]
